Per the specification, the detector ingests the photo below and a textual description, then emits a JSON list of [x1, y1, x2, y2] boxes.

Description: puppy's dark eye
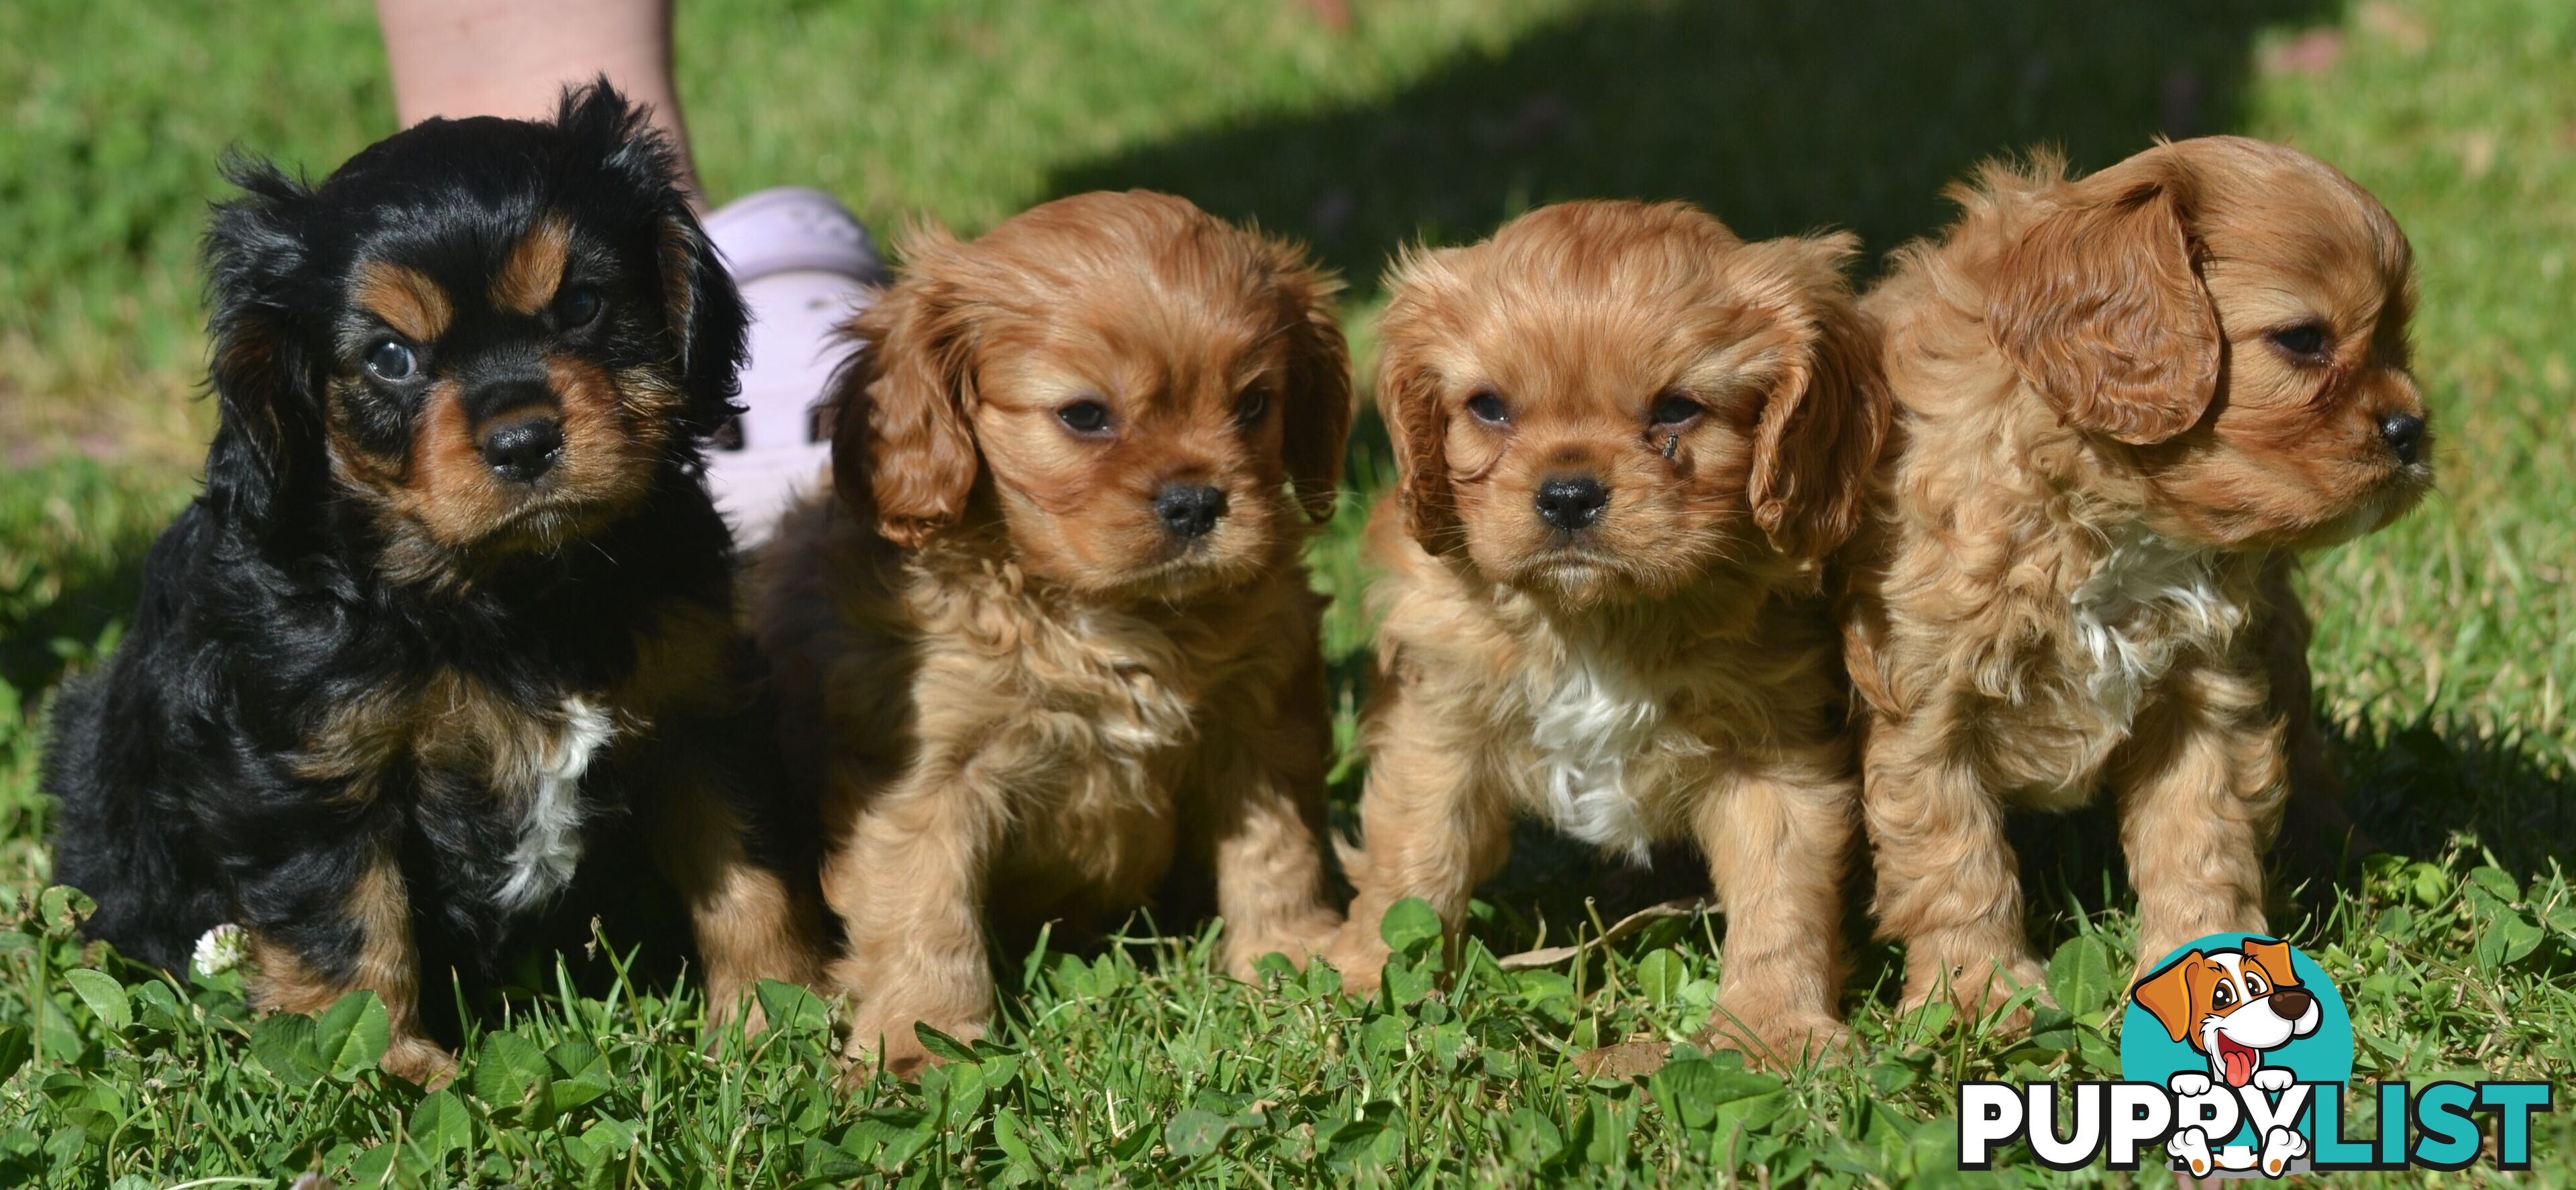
[[2268, 323, 2330, 361], [2243, 972, 2267, 995], [1649, 391, 1704, 427], [2212, 983, 2235, 1009], [1234, 383, 1271, 428], [1466, 389, 1509, 426], [364, 339, 417, 382], [556, 284, 604, 329], [1057, 400, 1112, 435]]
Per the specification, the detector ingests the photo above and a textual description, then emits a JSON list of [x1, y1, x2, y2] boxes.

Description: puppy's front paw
[[1318, 923, 1392, 997], [2251, 1066, 2295, 1093], [2169, 1071, 2214, 1097], [382, 1036, 460, 1089], [843, 1012, 983, 1081], [1704, 1011, 1851, 1071], [1224, 912, 1344, 981], [702, 981, 771, 1042], [1901, 951, 2047, 1032]]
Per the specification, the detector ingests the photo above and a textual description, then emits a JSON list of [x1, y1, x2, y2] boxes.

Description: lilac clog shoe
[[703, 187, 887, 545]]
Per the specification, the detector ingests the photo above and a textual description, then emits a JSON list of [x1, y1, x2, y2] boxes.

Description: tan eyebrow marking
[[492, 213, 574, 315], [354, 261, 453, 342]]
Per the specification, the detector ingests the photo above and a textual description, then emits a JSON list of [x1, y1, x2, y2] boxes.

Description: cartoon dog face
[[2130, 938, 2322, 1088]]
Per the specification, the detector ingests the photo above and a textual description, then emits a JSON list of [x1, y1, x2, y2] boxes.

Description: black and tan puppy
[[44, 83, 822, 1083]]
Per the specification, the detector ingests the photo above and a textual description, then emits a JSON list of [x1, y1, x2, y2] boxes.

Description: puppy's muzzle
[[1534, 474, 1607, 532], [469, 378, 565, 484], [1153, 482, 1228, 539]]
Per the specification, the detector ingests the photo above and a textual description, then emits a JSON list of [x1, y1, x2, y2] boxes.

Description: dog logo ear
[[1738, 232, 1891, 561], [1265, 242, 1353, 525], [2240, 936, 2298, 986], [1988, 149, 2220, 446], [2130, 951, 2208, 1043], [202, 156, 321, 531], [831, 231, 979, 547]]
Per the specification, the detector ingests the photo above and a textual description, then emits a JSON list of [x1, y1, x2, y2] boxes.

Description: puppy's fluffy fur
[[753, 191, 1352, 1075], [1842, 137, 2432, 1015], [44, 85, 824, 1083], [1321, 201, 1888, 1065]]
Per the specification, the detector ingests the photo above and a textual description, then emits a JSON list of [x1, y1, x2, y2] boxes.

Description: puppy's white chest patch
[[2066, 529, 2239, 730], [495, 696, 614, 913], [1526, 642, 1666, 862]]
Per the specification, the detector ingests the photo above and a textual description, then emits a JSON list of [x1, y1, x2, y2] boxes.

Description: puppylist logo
[[1958, 933, 2555, 1176]]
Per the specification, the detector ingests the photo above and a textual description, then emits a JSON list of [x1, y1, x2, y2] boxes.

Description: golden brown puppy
[[1322, 201, 1889, 1065], [753, 191, 1352, 1075], [1842, 138, 2431, 1020]]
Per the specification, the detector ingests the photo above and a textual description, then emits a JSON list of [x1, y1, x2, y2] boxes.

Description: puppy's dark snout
[[2377, 413, 2426, 466], [2267, 987, 2313, 1020], [1534, 475, 1608, 531], [1153, 483, 1228, 539], [480, 418, 564, 484]]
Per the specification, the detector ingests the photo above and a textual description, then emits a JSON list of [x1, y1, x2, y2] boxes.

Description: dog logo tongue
[[2218, 1035, 2260, 1087]]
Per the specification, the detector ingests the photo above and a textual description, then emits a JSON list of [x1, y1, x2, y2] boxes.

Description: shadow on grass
[[1435, 708, 2576, 995], [0, 459, 192, 700], [1053, 0, 2340, 288], [2334, 714, 2576, 881]]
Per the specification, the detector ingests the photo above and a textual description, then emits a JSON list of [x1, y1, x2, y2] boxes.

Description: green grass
[[3, 0, 2573, 1184]]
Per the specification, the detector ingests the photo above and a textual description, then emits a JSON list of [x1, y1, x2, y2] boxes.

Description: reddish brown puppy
[[1321, 201, 1889, 1067], [753, 191, 1352, 1076], [1843, 138, 2432, 1020]]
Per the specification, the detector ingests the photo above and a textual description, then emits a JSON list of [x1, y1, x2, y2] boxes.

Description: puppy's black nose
[[2378, 413, 2426, 465], [2268, 987, 2313, 1020], [480, 418, 564, 483], [1534, 475, 1608, 531], [1153, 483, 1228, 539]]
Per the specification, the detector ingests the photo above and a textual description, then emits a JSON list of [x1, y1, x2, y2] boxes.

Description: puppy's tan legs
[[1322, 704, 1511, 994], [250, 851, 453, 1086], [645, 775, 826, 1038], [1697, 757, 1853, 1067], [829, 770, 996, 1077], [1201, 665, 1344, 978], [2116, 671, 2286, 973], [1863, 717, 2045, 1022]]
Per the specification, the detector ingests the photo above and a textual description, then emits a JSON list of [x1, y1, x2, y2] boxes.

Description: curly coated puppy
[[1841, 138, 2431, 1019]]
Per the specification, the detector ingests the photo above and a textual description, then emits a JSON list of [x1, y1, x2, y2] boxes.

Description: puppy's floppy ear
[[830, 230, 979, 547], [2129, 951, 2208, 1044], [1263, 240, 1353, 523], [2239, 937, 2300, 988], [651, 205, 750, 435], [558, 76, 749, 435], [201, 155, 323, 532], [1989, 148, 2220, 445], [1736, 232, 1890, 561], [1375, 246, 1464, 551]]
